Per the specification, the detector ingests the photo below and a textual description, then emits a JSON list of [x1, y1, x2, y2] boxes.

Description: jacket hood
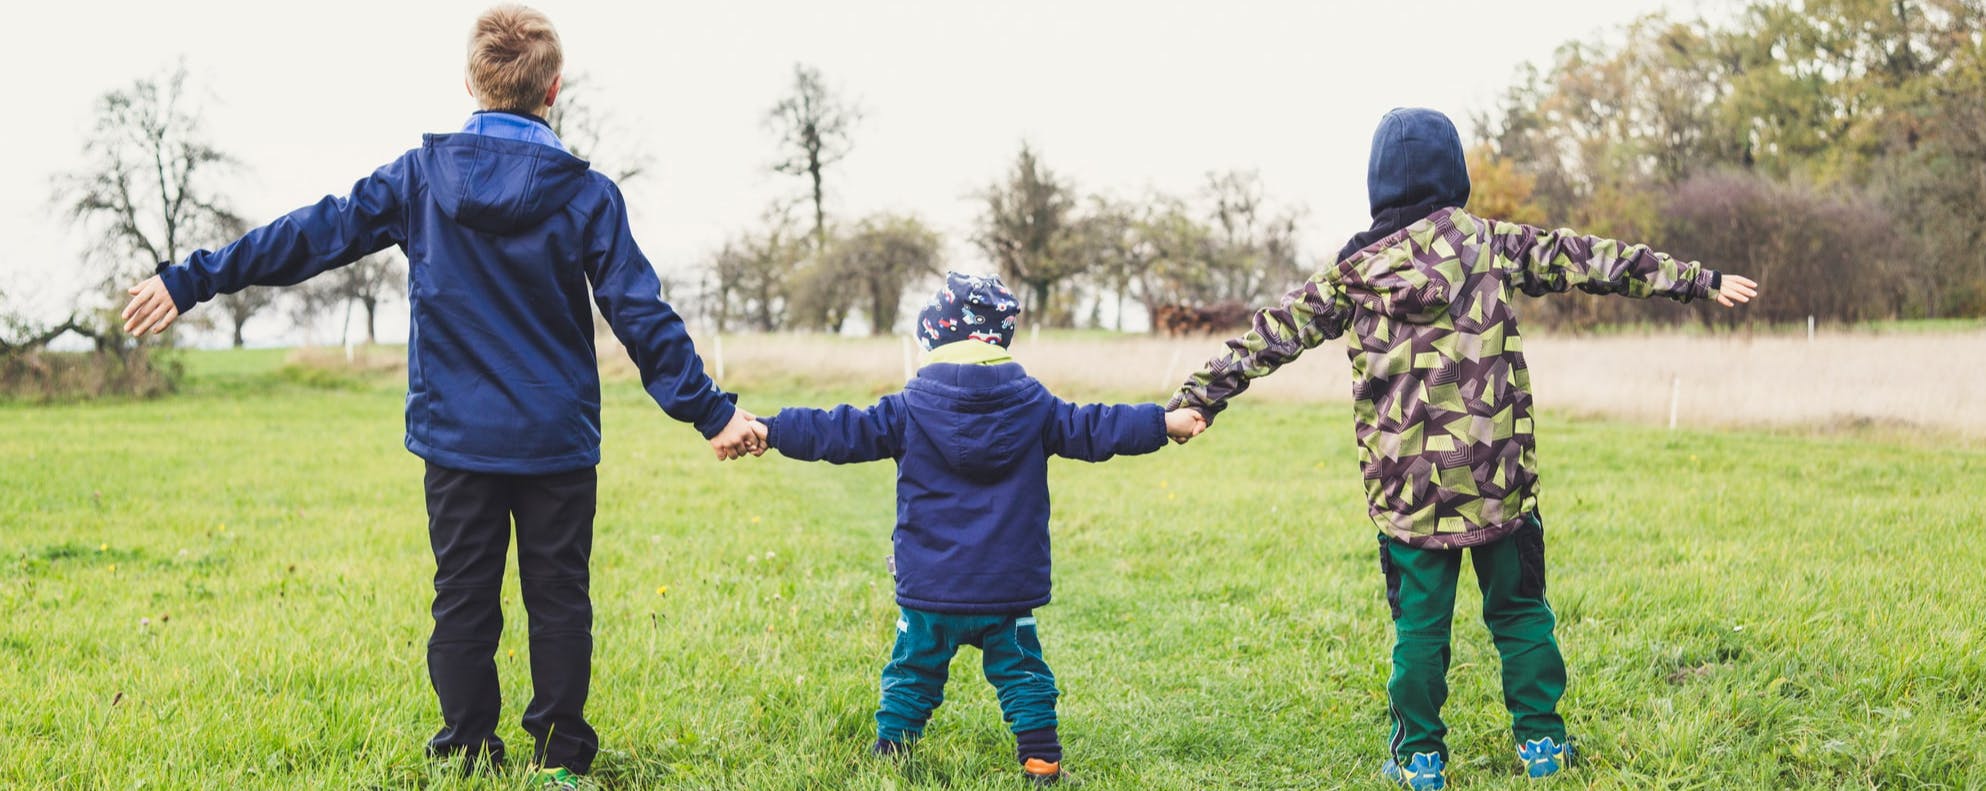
[[901, 362, 1043, 478], [1336, 208, 1473, 324], [420, 133, 591, 235], [1339, 108, 1472, 262]]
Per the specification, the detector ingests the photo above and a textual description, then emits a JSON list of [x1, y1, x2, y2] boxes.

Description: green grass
[[3, 349, 1983, 789]]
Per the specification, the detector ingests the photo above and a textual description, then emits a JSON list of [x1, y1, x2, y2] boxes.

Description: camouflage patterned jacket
[[1168, 208, 1719, 549]]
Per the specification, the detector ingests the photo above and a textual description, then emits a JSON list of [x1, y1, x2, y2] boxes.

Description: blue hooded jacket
[[762, 362, 1165, 614], [157, 112, 735, 474]]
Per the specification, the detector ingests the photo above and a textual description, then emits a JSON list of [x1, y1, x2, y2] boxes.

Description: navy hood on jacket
[[157, 127, 736, 475], [425, 133, 591, 234], [762, 362, 1166, 614], [1337, 107, 1472, 262]]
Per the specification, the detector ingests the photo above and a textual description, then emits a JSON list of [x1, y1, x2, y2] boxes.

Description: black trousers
[[423, 462, 599, 773]]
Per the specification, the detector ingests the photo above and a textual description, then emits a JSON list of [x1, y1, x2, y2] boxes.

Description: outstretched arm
[[125, 155, 411, 335], [1489, 219, 1718, 302], [1166, 271, 1354, 425], [1043, 400, 1167, 461], [762, 397, 906, 464], [585, 182, 739, 442]]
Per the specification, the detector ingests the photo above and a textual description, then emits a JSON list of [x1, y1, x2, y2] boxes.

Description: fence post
[[1807, 315, 1815, 343], [713, 332, 725, 382], [902, 335, 915, 381], [1668, 376, 1681, 431]]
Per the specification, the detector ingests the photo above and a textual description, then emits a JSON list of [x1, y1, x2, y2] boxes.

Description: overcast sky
[[4, 0, 1709, 345]]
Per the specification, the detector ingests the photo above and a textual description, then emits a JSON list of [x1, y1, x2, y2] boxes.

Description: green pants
[[876, 607, 1058, 742], [1379, 514, 1567, 761]]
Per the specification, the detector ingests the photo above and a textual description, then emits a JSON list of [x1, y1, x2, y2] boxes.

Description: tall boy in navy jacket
[[752, 273, 1204, 784], [118, 5, 761, 782]]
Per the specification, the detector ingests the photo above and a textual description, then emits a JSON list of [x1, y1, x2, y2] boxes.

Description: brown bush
[[0, 349, 180, 402]]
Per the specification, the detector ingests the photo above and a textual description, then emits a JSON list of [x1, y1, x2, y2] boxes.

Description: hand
[[1165, 408, 1207, 445], [121, 276, 180, 336], [1714, 274, 1758, 308], [710, 408, 766, 461]]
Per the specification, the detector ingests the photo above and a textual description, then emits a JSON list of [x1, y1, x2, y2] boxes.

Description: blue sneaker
[[1517, 737, 1574, 778], [1380, 751, 1446, 790]]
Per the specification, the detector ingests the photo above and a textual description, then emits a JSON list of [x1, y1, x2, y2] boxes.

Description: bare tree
[[974, 143, 1084, 326], [57, 61, 241, 344], [829, 215, 945, 335], [546, 71, 652, 184], [1202, 170, 1305, 304], [766, 63, 861, 251], [294, 252, 406, 345], [704, 206, 805, 332]]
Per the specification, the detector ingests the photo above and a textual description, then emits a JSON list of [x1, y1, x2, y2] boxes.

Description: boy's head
[[1365, 108, 1470, 218], [916, 272, 1021, 351], [467, 5, 563, 115]]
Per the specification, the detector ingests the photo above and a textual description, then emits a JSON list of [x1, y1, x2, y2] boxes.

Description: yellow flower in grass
[[656, 585, 669, 596], [99, 543, 108, 552]]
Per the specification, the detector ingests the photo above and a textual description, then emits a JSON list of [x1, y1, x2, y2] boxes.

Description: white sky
[[3, 0, 1706, 345]]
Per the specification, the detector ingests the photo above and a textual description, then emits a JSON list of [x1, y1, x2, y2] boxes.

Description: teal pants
[[876, 607, 1058, 742], [1379, 514, 1567, 761]]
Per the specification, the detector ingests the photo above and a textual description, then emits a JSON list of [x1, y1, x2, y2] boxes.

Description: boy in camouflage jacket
[[1168, 108, 1757, 788]]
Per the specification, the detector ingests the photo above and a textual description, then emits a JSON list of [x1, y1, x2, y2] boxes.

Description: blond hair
[[466, 5, 563, 112]]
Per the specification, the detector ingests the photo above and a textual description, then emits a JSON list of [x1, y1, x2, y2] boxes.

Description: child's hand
[[1715, 274, 1759, 308], [1165, 408, 1207, 444], [121, 276, 179, 336], [711, 409, 766, 461]]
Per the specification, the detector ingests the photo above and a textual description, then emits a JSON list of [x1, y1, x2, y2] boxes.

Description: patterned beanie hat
[[916, 272, 1021, 351]]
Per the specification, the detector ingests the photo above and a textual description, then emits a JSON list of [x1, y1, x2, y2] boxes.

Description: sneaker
[[1380, 751, 1446, 790], [1021, 757, 1065, 786], [1517, 737, 1574, 778], [532, 767, 583, 790]]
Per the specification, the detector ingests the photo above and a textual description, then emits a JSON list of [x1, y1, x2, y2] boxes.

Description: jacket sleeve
[[585, 181, 737, 439], [157, 154, 411, 312], [762, 396, 906, 464], [1166, 271, 1354, 425], [1489, 219, 1719, 302], [1043, 400, 1167, 462]]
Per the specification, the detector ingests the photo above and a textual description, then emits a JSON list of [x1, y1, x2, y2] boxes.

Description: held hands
[[1165, 408, 1207, 445], [1715, 275, 1759, 308], [122, 276, 180, 336], [710, 409, 768, 461]]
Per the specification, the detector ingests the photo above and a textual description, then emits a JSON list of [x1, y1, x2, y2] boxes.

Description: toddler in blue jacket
[[118, 6, 761, 784], [753, 273, 1203, 784]]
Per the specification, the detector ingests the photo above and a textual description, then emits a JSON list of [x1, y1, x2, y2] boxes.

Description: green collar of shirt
[[922, 340, 1014, 366]]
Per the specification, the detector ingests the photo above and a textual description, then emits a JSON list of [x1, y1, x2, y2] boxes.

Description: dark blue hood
[[1338, 108, 1472, 262], [901, 363, 1041, 477], [421, 133, 591, 235]]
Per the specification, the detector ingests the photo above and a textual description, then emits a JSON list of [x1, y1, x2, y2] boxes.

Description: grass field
[[3, 347, 1984, 789]]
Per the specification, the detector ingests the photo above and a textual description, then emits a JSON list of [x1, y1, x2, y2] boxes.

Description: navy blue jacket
[[157, 123, 734, 474], [762, 362, 1166, 614]]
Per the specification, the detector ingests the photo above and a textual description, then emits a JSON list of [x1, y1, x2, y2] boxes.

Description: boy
[[1167, 108, 1758, 789], [748, 273, 1202, 785], [118, 5, 762, 785]]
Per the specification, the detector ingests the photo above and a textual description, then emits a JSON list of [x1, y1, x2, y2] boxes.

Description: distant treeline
[[1472, 0, 1986, 327]]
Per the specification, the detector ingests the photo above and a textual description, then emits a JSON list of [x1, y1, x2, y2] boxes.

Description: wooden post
[[1669, 376, 1681, 431], [713, 333, 725, 382]]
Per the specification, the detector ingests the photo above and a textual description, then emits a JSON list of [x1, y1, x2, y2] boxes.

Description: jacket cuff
[[155, 261, 197, 313], [760, 415, 781, 448], [693, 392, 739, 439], [1687, 268, 1718, 302], [1141, 403, 1168, 452]]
